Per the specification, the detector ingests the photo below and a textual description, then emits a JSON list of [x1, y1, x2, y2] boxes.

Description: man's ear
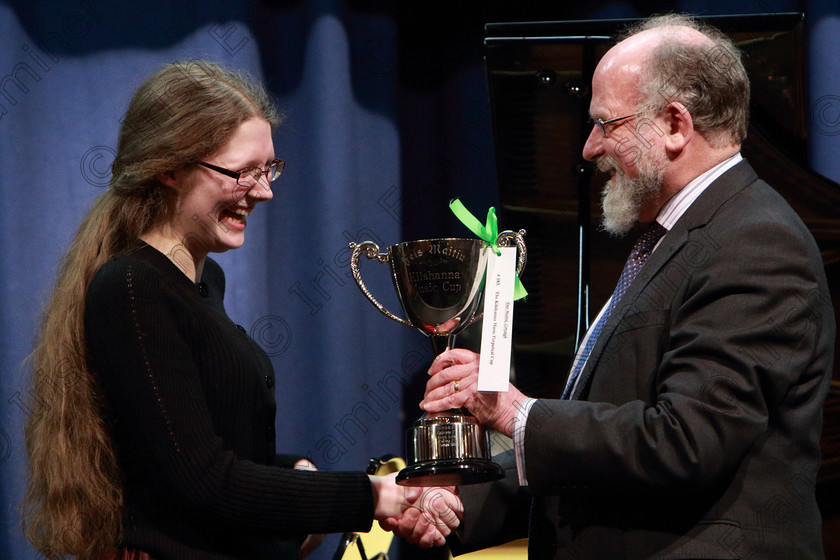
[[662, 101, 693, 153]]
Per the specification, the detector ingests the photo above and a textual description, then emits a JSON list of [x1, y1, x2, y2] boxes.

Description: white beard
[[598, 148, 667, 237]]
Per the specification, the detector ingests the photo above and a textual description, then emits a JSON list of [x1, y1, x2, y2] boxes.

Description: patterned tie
[[562, 221, 668, 399]]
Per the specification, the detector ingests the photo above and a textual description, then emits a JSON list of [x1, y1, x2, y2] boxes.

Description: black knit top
[[84, 242, 374, 559]]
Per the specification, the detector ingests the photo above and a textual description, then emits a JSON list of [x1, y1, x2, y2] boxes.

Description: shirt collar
[[656, 152, 743, 230]]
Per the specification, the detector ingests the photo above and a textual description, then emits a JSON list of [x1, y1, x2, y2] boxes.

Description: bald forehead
[[601, 25, 713, 71], [628, 24, 713, 46], [592, 25, 713, 104]]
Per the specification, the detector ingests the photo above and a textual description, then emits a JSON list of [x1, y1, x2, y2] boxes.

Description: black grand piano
[[483, 12, 840, 551]]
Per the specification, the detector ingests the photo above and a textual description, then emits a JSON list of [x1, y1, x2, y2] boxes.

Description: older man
[[386, 13, 836, 560]]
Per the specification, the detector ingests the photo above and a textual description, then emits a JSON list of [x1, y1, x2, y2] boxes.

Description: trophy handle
[[349, 241, 413, 327], [465, 229, 527, 327], [497, 229, 528, 274]]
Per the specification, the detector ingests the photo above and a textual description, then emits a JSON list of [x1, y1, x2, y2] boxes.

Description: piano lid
[[483, 13, 840, 477]]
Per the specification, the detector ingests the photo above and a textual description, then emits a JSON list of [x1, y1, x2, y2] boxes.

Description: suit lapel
[[569, 159, 760, 400], [569, 230, 686, 400]]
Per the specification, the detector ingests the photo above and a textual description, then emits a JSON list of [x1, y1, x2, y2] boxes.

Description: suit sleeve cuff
[[513, 397, 537, 486]]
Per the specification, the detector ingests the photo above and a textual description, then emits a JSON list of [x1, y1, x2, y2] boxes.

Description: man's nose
[[581, 125, 603, 162]]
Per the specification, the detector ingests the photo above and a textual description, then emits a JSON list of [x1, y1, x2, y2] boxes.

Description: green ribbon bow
[[449, 199, 527, 300]]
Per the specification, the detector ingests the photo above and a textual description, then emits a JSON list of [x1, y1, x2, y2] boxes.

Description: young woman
[[23, 60, 417, 560]]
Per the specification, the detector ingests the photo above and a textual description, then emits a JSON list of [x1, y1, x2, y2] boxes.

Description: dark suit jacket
[[454, 160, 836, 559]]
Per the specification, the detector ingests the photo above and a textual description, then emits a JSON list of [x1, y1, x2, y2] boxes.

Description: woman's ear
[[662, 101, 693, 153], [157, 170, 179, 189]]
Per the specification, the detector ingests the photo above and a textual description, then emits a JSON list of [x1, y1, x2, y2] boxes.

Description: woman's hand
[[378, 485, 462, 548], [371, 473, 462, 548]]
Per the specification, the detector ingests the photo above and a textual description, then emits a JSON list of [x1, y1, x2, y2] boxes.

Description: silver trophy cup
[[349, 231, 526, 486]]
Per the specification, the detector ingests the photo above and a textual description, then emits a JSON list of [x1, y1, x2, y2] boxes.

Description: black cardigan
[[84, 242, 374, 560]]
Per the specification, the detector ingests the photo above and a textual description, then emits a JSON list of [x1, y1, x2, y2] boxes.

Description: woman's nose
[[248, 181, 274, 201]]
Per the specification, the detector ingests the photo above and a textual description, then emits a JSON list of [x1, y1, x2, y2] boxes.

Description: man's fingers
[[422, 373, 476, 412], [419, 525, 447, 548], [382, 507, 422, 539], [421, 392, 465, 413], [380, 488, 461, 548], [428, 349, 478, 375]]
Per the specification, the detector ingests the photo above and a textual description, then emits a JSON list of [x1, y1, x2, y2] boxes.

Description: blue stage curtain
[[0, 2, 837, 560], [807, 0, 840, 180], [0, 2, 416, 559]]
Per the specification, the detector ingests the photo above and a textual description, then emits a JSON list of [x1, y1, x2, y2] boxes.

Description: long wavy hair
[[23, 60, 279, 559]]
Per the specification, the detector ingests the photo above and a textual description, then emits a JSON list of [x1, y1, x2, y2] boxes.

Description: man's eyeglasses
[[590, 112, 644, 137], [199, 158, 285, 188]]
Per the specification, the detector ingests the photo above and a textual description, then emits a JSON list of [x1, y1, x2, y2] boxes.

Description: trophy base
[[397, 411, 505, 486], [395, 458, 504, 487]]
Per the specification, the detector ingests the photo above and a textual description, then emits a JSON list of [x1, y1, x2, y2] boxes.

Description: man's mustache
[[596, 156, 620, 175]]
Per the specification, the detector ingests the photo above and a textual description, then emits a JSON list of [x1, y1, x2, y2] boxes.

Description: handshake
[[370, 474, 463, 548], [368, 346, 526, 549]]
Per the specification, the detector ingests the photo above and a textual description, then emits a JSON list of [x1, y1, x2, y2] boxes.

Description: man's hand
[[421, 348, 527, 436], [379, 486, 463, 548]]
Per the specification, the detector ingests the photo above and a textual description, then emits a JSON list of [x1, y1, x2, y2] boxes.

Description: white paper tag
[[478, 246, 516, 392]]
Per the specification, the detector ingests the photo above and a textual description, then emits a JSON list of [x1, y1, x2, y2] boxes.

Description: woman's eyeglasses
[[199, 158, 285, 188]]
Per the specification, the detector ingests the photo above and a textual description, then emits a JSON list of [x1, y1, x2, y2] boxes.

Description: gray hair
[[622, 14, 750, 147]]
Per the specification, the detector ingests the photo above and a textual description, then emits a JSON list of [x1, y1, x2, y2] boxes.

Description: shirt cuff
[[513, 397, 537, 486]]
